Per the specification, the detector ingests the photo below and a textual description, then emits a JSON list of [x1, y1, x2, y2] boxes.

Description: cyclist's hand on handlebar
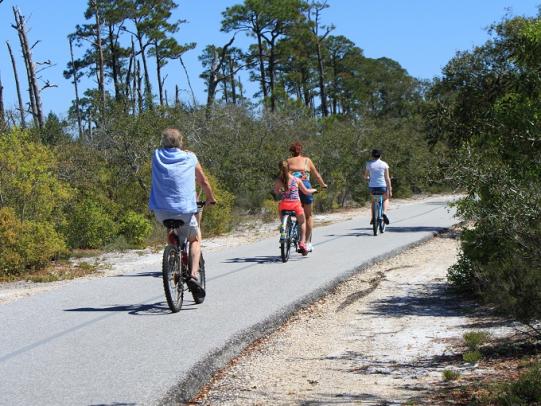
[[205, 199, 217, 206], [321, 183, 328, 189]]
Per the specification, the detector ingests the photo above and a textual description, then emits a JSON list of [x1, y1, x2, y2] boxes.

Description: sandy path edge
[[191, 235, 517, 406]]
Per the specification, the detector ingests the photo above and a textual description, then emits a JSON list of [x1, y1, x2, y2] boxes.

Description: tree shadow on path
[[365, 282, 477, 319]]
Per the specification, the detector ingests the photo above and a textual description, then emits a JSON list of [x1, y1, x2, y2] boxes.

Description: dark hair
[[289, 141, 302, 157], [371, 149, 382, 159]]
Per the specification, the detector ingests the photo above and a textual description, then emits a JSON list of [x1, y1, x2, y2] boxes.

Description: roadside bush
[[0, 208, 67, 276], [200, 173, 235, 236], [496, 363, 541, 405], [442, 369, 461, 381], [64, 197, 118, 249], [260, 199, 278, 223], [0, 128, 71, 223], [119, 210, 152, 248]]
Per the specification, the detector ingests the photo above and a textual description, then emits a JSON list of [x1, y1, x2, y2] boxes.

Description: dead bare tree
[[179, 55, 197, 108], [12, 7, 43, 128], [6, 41, 25, 128]]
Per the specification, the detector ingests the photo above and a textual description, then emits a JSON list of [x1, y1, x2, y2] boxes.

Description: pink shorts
[[278, 200, 304, 217]]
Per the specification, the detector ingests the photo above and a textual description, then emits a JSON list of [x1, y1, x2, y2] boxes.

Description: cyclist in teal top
[[287, 141, 327, 253], [364, 149, 392, 225]]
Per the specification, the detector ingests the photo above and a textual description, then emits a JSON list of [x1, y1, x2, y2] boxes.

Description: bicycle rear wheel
[[280, 217, 292, 263], [162, 245, 184, 313]]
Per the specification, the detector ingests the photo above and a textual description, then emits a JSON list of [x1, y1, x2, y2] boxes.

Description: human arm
[[296, 178, 317, 195], [195, 163, 217, 205], [308, 158, 327, 188], [384, 168, 392, 197]]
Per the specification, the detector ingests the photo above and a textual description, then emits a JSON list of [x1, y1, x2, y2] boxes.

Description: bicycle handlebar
[[196, 200, 216, 208]]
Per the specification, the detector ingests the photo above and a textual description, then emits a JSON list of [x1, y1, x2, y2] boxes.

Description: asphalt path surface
[[0, 197, 457, 406]]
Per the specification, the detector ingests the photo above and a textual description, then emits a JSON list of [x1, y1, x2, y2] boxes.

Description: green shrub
[[119, 210, 152, 247], [496, 363, 541, 405], [261, 199, 278, 223], [64, 197, 117, 249], [0, 128, 71, 223], [463, 331, 490, 352], [442, 369, 461, 381], [463, 350, 482, 364], [200, 173, 235, 236], [0, 208, 67, 276]]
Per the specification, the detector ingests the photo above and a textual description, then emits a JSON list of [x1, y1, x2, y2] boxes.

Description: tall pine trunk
[[136, 34, 152, 106], [69, 37, 83, 139], [154, 40, 164, 106], [94, 2, 106, 117]]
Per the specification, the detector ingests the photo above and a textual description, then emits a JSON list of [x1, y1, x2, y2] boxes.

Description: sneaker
[[382, 213, 390, 225], [186, 276, 206, 304], [298, 242, 308, 256], [307, 243, 314, 252]]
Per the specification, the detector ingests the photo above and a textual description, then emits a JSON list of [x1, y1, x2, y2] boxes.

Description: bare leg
[[383, 192, 390, 212], [297, 214, 306, 245], [189, 232, 202, 279], [303, 204, 313, 243]]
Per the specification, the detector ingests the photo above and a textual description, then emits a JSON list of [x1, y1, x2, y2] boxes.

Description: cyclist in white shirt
[[364, 149, 392, 224]]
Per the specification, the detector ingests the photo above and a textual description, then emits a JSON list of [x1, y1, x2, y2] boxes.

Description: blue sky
[[0, 0, 539, 117]]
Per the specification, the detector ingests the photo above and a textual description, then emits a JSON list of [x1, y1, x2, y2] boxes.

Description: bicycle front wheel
[[162, 245, 184, 313]]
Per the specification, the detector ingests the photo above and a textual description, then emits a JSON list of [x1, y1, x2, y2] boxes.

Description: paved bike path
[[0, 197, 456, 405]]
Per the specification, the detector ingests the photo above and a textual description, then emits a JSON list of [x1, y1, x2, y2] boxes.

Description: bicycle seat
[[280, 210, 297, 216], [371, 191, 385, 195], [163, 219, 185, 229]]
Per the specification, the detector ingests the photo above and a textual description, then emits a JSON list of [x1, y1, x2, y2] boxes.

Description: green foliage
[[463, 350, 482, 364], [119, 211, 152, 248], [463, 331, 490, 352], [200, 173, 235, 237], [429, 13, 541, 324], [0, 208, 67, 276], [261, 198, 278, 223], [64, 197, 118, 249], [482, 363, 541, 405], [0, 128, 71, 223], [442, 369, 461, 381], [499, 364, 541, 405]]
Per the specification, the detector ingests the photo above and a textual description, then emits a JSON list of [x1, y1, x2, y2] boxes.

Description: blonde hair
[[279, 161, 290, 191], [161, 128, 184, 149]]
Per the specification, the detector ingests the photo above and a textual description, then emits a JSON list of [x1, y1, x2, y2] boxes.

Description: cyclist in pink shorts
[[274, 161, 317, 255]]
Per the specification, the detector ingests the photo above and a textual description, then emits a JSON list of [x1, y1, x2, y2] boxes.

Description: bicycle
[[279, 209, 301, 263], [161, 201, 206, 313], [278, 188, 318, 262], [371, 191, 386, 236]]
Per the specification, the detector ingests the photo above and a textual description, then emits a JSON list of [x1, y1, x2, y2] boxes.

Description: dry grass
[[0, 260, 100, 283]]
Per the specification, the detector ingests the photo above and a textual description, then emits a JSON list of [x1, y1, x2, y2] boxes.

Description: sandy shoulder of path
[[194, 235, 516, 405], [0, 194, 443, 305]]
